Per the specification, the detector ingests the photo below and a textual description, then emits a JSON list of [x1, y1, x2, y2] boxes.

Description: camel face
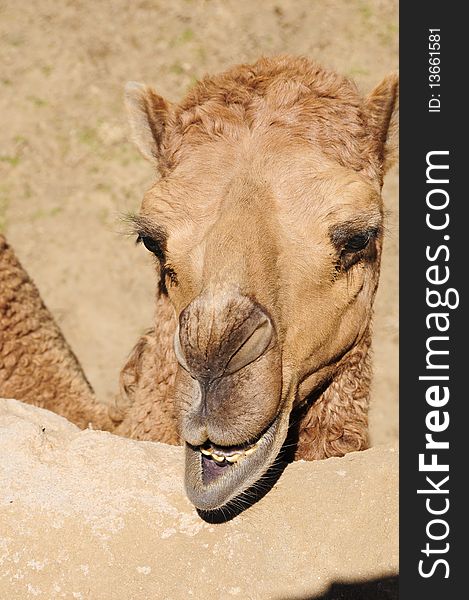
[[126, 57, 398, 511]]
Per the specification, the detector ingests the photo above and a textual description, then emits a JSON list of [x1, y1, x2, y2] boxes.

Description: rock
[[0, 399, 398, 599]]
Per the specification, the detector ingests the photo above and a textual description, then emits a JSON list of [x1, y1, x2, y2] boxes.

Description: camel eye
[[138, 235, 165, 261], [344, 232, 370, 252]]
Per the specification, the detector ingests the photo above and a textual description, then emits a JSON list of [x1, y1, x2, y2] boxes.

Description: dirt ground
[[0, 0, 398, 447]]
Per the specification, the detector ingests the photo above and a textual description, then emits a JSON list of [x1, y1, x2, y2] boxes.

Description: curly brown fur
[[295, 329, 372, 460], [0, 234, 113, 431], [158, 56, 381, 181], [110, 294, 180, 444]]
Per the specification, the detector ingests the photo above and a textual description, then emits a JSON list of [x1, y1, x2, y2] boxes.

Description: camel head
[[125, 57, 398, 511]]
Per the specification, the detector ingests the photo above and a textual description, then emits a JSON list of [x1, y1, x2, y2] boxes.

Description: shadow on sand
[[280, 576, 398, 600]]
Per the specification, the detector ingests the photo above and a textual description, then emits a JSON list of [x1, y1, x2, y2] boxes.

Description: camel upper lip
[[184, 409, 290, 511]]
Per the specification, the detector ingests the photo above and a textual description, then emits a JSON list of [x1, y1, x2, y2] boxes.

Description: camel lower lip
[[184, 411, 289, 511]]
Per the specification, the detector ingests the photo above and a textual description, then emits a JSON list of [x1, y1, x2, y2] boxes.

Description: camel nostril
[[177, 294, 275, 381], [223, 315, 273, 375]]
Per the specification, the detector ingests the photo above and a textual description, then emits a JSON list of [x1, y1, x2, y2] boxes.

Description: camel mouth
[[198, 436, 263, 483], [184, 408, 291, 511]]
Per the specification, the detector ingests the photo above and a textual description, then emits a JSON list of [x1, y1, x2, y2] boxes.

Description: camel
[[0, 234, 177, 440], [0, 234, 113, 431], [1, 56, 398, 513]]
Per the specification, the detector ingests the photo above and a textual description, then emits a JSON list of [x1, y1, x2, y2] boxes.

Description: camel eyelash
[[333, 227, 380, 273], [129, 214, 168, 261], [163, 265, 178, 286], [330, 221, 380, 246], [136, 235, 179, 294], [158, 265, 178, 296]]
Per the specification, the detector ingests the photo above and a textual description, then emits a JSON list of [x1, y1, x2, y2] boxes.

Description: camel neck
[[295, 329, 372, 460]]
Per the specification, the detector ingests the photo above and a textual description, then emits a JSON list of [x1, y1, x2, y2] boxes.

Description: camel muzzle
[[174, 292, 274, 382]]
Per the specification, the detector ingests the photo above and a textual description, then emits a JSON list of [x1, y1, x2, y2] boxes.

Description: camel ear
[[124, 82, 170, 163], [365, 72, 399, 174]]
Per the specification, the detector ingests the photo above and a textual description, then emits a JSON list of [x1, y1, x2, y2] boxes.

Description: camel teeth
[[225, 454, 241, 463], [199, 443, 260, 462]]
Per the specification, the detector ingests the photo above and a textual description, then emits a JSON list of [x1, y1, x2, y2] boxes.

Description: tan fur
[[0, 234, 113, 431], [296, 329, 373, 459], [121, 56, 398, 466], [158, 56, 380, 179], [111, 294, 180, 444], [3, 57, 398, 474]]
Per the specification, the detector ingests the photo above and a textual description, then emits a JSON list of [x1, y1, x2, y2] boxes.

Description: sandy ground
[[0, 0, 398, 445]]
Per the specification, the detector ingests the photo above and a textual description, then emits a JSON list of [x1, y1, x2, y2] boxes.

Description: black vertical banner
[[400, 3, 465, 598]]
